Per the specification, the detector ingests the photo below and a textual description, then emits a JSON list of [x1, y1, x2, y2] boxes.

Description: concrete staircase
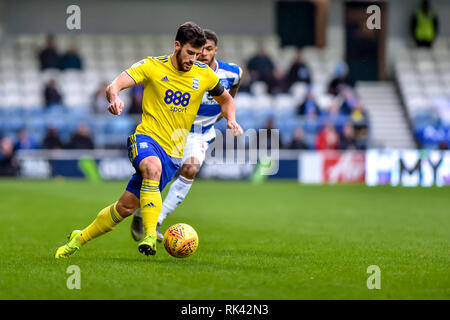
[[356, 81, 417, 149]]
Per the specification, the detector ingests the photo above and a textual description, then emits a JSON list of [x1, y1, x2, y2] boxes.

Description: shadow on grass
[[92, 248, 302, 273]]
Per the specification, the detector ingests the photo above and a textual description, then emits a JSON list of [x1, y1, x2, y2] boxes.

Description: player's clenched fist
[[107, 96, 124, 115], [227, 120, 243, 136]]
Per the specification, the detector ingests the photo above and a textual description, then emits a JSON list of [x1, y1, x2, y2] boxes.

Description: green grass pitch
[[0, 179, 448, 299]]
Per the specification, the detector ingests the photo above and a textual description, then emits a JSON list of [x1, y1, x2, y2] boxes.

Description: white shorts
[[181, 133, 211, 166]]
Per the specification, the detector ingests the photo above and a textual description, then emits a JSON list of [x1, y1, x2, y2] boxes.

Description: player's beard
[[175, 50, 192, 72]]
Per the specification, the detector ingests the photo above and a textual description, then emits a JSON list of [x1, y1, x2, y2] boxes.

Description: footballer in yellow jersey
[[55, 22, 242, 259], [130, 29, 243, 243], [125, 53, 220, 158]]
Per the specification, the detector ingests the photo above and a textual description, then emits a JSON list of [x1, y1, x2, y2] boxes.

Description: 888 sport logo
[[164, 89, 191, 112]]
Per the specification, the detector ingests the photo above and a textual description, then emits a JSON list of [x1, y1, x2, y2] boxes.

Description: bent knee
[[139, 157, 162, 180], [181, 163, 200, 179]]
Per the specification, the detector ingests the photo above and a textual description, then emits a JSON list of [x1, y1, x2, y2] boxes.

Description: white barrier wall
[[298, 149, 450, 187], [15, 149, 450, 187], [365, 149, 450, 187], [298, 151, 366, 184]]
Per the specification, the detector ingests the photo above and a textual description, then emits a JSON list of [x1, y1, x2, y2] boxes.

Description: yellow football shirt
[[125, 55, 220, 158]]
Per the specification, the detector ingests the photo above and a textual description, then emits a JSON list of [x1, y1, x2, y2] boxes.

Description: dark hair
[[203, 29, 218, 46], [175, 22, 206, 47]]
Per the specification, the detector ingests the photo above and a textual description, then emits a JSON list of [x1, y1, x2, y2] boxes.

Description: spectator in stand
[[59, 43, 83, 70], [91, 81, 109, 114], [297, 89, 321, 118], [14, 128, 38, 151], [324, 100, 341, 125], [327, 62, 354, 96], [350, 100, 369, 149], [339, 122, 358, 150], [258, 117, 283, 149], [38, 34, 60, 70], [67, 124, 94, 149], [128, 83, 144, 114], [0, 137, 19, 176], [247, 44, 281, 94], [410, 0, 439, 48], [289, 127, 308, 150], [285, 49, 311, 91], [44, 79, 63, 108], [438, 142, 448, 150], [338, 86, 358, 115], [42, 127, 64, 149], [315, 123, 340, 150]]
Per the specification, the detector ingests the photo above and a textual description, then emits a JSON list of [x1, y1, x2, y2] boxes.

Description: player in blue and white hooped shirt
[[130, 29, 242, 242]]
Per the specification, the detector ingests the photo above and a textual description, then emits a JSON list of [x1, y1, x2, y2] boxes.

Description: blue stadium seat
[[412, 110, 439, 128], [5, 108, 26, 119], [3, 118, 26, 132], [89, 117, 108, 135], [274, 108, 296, 121], [95, 133, 128, 148], [104, 116, 135, 135], [214, 118, 227, 132], [27, 118, 47, 134], [23, 108, 46, 118], [253, 108, 275, 128], [236, 108, 252, 119], [239, 117, 259, 131], [276, 118, 301, 136]]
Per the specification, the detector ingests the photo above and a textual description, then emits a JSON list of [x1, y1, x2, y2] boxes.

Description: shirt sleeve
[[234, 65, 243, 86], [125, 58, 151, 84], [227, 63, 242, 86], [205, 67, 220, 91]]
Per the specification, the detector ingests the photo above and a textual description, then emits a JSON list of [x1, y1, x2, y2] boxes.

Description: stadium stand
[[0, 33, 370, 150], [395, 37, 450, 149]]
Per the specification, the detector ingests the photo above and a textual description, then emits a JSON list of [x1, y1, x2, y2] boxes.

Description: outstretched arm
[[228, 83, 241, 99], [105, 72, 136, 115], [216, 83, 240, 122]]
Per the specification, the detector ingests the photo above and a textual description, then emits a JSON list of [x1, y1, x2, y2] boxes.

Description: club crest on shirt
[[139, 142, 148, 149], [219, 79, 230, 89], [192, 78, 199, 90]]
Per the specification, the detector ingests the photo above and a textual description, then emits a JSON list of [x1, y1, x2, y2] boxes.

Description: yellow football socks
[[77, 202, 124, 245], [140, 179, 162, 238]]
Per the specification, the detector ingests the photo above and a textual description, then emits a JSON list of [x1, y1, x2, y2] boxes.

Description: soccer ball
[[163, 223, 199, 258]]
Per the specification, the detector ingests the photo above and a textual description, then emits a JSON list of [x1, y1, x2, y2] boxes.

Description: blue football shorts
[[125, 134, 181, 199]]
